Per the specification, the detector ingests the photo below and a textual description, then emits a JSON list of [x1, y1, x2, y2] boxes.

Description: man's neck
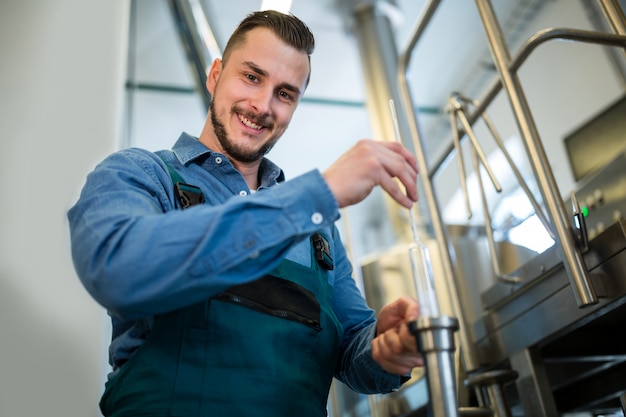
[[198, 122, 261, 191], [230, 159, 260, 191]]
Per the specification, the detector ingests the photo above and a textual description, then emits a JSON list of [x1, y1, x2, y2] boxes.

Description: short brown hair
[[222, 10, 315, 85]]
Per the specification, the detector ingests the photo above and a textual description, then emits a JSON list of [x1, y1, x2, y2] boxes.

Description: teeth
[[238, 114, 262, 130]]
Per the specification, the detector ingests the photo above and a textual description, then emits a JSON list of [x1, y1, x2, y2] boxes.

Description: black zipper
[[215, 292, 322, 332]]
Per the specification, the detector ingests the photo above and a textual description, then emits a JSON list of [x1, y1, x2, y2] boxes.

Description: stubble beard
[[209, 99, 278, 163]]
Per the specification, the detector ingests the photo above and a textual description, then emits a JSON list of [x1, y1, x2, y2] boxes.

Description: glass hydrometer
[[389, 99, 440, 318]]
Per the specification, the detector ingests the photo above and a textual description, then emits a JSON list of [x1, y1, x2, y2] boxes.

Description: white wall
[[0, 2, 129, 416]]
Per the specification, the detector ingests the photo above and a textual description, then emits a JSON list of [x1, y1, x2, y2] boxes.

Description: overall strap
[[157, 155, 205, 209]]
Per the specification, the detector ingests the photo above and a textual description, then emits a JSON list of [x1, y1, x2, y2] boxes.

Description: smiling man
[[68, 10, 422, 417]]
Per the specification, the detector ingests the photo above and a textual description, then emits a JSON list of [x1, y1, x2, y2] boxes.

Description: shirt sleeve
[[329, 227, 407, 394], [67, 148, 340, 320]]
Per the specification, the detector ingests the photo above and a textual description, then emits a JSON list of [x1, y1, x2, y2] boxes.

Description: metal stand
[[411, 316, 461, 417], [465, 370, 518, 417]]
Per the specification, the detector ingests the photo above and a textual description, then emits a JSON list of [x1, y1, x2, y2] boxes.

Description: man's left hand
[[371, 296, 424, 375]]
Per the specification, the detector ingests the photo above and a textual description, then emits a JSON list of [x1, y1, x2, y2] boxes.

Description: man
[[68, 10, 423, 417]]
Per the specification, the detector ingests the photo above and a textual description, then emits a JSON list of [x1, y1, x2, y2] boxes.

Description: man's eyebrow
[[244, 61, 268, 78], [243, 61, 302, 98]]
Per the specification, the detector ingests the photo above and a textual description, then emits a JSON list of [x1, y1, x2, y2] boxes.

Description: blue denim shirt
[[68, 132, 404, 394]]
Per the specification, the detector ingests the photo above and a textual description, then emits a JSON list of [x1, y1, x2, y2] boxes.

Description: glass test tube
[[388, 98, 440, 318], [408, 238, 440, 318]]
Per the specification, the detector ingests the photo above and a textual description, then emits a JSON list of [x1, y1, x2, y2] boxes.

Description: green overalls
[[99, 161, 344, 416]]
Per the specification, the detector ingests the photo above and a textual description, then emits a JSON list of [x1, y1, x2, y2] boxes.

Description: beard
[[209, 98, 279, 163]]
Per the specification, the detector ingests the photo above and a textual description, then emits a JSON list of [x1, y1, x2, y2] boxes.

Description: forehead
[[226, 27, 310, 92]]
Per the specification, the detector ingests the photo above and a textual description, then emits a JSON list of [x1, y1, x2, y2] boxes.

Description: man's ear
[[206, 58, 222, 95]]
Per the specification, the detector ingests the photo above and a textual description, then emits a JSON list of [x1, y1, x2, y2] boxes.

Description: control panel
[[570, 149, 626, 240]]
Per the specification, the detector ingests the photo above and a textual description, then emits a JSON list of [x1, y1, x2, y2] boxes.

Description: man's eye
[[279, 91, 293, 101], [246, 74, 258, 82]]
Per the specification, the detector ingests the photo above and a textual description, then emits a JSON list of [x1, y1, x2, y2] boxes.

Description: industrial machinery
[[165, 0, 626, 415], [387, 0, 626, 416]]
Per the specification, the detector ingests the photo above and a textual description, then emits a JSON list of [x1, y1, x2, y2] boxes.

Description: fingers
[[376, 296, 420, 335], [372, 323, 424, 375], [375, 142, 419, 208], [323, 140, 419, 209]]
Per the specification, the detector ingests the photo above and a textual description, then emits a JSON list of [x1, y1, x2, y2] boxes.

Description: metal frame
[[396, 0, 626, 415]]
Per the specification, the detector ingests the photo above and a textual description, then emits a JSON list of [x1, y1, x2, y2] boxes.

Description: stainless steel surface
[[411, 316, 460, 417], [474, 218, 626, 413], [509, 348, 559, 417], [569, 151, 626, 238], [475, 151, 626, 413], [465, 370, 518, 417], [395, 1, 626, 415]]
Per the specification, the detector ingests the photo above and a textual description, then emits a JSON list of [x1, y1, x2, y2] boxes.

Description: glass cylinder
[[409, 240, 440, 317]]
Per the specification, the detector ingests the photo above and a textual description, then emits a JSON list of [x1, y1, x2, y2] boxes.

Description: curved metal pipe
[[431, 27, 626, 175]]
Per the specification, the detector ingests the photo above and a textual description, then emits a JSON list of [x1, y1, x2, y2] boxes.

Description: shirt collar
[[171, 132, 285, 185], [172, 132, 212, 165]]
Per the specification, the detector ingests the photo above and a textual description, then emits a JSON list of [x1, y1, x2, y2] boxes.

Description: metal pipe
[[431, 27, 626, 176], [447, 101, 472, 219], [477, 108, 555, 240], [411, 316, 461, 417], [454, 100, 502, 193], [475, 0, 598, 307], [597, 0, 626, 35], [351, 2, 412, 148], [470, 141, 520, 285], [397, 0, 481, 373], [168, 0, 222, 110], [465, 370, 518, 417]]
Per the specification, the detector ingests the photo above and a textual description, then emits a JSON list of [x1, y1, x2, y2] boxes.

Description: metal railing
[[396, 0, 626, 415]]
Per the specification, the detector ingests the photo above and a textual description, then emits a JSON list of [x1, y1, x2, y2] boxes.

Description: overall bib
[[100, 237, 343, 416]]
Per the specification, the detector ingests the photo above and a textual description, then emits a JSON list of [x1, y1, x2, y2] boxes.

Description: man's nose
[[249, 86, 273, 114]]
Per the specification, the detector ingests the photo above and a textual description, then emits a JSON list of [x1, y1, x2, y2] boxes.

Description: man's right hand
[[322, 139, 419, 209]]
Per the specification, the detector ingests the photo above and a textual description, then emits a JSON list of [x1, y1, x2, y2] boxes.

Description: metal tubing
[[351, 2, 412, 149], [397, 0, 481, 373], [448, 103, 472, 219], [411, 316, 461, 417], [455, 103, 501, 193], [478, 107, 555, 240], [465, 370, 518, 417], [475, 0, 598, 307], [597, 0, 626, 35], [430, 27, 626, 176], [168, 0, 221, 110], [470, 144, 520, 285]]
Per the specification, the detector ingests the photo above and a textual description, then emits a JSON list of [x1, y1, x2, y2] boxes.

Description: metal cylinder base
[[410, 316, 461, 417]]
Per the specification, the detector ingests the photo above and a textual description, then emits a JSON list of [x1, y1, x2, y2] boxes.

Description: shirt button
[[311, 212, 323, 225], [215, 156, 223, 164], [239, 190, 248, 196]]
